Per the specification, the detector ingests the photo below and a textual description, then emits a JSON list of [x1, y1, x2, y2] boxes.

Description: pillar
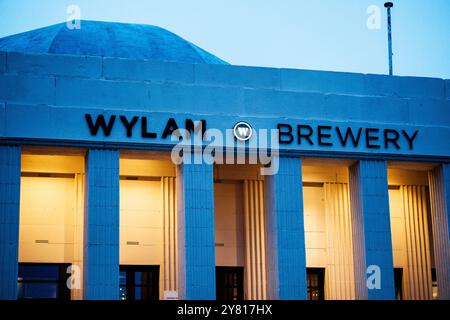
[[349, 160, 395, 300], [428, 164, 450, 300], [265, 157, 307, 300], [0, 145, 21, 300], [83, 149, 120, 300], [177, 162, 215, 300], [243, 179, 267, 300]]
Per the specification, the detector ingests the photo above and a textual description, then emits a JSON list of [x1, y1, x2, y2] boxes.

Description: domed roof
[[0, 20, 228, 64]]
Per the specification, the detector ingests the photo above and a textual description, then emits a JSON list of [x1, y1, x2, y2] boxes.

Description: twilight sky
[[0, 0, 449, 79]]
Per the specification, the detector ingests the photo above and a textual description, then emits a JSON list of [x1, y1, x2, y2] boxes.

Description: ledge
[[0, 50, 447, 100]]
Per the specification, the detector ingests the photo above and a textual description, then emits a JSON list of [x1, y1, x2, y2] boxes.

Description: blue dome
[[0, 20, 228, 64]]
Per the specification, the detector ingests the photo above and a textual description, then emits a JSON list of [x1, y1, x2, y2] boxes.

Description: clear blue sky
[[0, 0, 449, 79]]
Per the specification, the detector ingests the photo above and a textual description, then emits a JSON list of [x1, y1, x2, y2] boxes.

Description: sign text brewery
[[85, 114, 419, 150]]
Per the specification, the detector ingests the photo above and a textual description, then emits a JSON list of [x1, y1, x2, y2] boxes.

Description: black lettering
[[119, 115, 138, 137], [141, 117, 157, 138], [402, 130, 418, 150], [277, 124, 293, 144], [317, 125, 333, 146], [185, 119, 207, 138], [162, 118, 179, 139], [365, 128, 380, 149], [297, 125, 314, 145], [85, 114, 116, 136], [384, 129, 400, 149], [336, 127, 362, 147]]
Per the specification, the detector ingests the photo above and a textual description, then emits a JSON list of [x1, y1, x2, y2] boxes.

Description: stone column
[[0, 145, 21, 300], [83, 148, 120, 300], [349, 160, 395, 300], [265, 157, 307, 300], [428, 164, 450, 300], [177, 162, 215, 299]]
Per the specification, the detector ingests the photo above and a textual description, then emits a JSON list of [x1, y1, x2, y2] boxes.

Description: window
[[307, 268, 325, 300], [216, 267, 244, 301], [431, 268, 438, 300], [18, 263, 71, 300], [119, 265, 159, 300], [394, 268, 403, 300]]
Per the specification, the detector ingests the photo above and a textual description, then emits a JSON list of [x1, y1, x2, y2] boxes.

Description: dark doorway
[[394, 268, 403, 300], [119, 265, 160, 300], [18, 263, 71, 300], [431, 268, 438, 300], [216, 267, 244, 300], [307, 268, 325, 300]]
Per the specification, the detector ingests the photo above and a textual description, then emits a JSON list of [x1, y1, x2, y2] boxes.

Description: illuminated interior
[[387, 161, 437, 300], [19, 148, 85, 299], [119, 152, 177, 300], [214, 164, 265, 300], [18, 149, 177, 300], [213, 160, 356, 301], [302, 158, 355, 300], [16, 148, 441, 300]]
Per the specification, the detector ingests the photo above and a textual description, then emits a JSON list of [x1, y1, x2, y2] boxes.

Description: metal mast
[[384, 2, 394, 76]]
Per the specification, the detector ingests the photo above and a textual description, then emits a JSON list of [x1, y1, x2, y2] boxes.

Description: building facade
[[0, 21, 449, 300]]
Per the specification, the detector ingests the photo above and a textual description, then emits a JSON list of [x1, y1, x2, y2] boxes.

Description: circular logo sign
[[233, 121, 253, 141]]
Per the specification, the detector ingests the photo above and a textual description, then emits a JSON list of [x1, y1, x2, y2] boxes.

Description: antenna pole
[[384, 2, 394, 76]]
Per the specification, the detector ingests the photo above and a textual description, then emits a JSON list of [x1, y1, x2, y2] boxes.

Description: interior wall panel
[[324, 183, 355, 300], [162, 176, 177, 293], [214, 182, 245, 267], [428, 166, 450, 300], [19, 176, 76, 263], [119, 179, 163, 266], [401, 185, 433, 300], [243, 180, 267, 300], [303, 186, 327, 267], [72, 173, 84, 300]]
